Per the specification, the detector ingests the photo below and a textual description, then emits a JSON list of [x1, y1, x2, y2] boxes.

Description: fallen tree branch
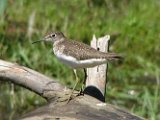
[[0, 59, 68, 100]]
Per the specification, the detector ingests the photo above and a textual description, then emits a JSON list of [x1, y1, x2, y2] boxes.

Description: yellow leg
[[79, 68, 87, 95], [67, 69, 79, 103]]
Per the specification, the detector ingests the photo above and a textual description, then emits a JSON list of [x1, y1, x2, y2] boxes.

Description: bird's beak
[[32, 39, 45, 44]]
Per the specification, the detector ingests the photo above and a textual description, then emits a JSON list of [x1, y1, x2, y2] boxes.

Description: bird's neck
[[54, 37, 65, 45]]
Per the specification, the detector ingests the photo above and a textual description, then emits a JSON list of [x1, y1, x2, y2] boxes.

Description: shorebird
[[33, 32, 121, 102]]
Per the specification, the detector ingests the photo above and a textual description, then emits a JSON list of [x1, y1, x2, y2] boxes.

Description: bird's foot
[[66, 89, 84, 104], [77, 88, 84, 96], [66, 92, 76, 104]]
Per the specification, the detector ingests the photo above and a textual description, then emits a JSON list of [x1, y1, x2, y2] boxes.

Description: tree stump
[[84, 35, 110, 102]]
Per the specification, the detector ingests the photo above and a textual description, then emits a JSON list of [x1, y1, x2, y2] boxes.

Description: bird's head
[[44, 32, 65, 43], [32, 32, 65, 44]]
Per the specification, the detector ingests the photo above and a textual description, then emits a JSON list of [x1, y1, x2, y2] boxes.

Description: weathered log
[[21, 95, 143, 120], [0, 60, 144, 120], [0, 59, 69, 101]]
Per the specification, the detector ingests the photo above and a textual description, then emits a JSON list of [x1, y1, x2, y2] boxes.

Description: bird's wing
[[62, 40, 120, 60]]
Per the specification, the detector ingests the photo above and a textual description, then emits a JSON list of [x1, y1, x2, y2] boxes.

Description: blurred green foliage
[[0, 0, 160, 120], [0, 0, 7, 16]]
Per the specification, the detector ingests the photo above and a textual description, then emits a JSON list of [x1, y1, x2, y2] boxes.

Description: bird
[[32, 32, 121, 102]]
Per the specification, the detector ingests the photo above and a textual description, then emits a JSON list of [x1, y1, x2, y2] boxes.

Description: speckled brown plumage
[[54, 38, 121, 61]]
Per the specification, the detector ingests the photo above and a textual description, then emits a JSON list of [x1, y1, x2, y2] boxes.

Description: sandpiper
[[33, 32, 121, 101]]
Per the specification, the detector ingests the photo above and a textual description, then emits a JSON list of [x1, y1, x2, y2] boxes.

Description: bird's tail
[[105, 52, 122, 61]]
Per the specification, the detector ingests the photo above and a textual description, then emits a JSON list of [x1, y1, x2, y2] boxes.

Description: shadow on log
[[83, 86, 105, 102]]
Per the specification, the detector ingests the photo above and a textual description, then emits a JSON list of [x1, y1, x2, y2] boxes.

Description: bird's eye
[[51, 34, 56, 37]]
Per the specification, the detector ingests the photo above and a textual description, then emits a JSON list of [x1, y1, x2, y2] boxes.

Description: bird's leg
[[83, 68, 87, 84], [67, 69, 79, 103], [79, 68, 87, 95]]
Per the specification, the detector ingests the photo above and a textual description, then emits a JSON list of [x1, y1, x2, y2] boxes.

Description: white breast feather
[[55, 52, 107, 69]]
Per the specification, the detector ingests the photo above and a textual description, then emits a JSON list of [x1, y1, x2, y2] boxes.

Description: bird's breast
[[54, 52, 107, 69]]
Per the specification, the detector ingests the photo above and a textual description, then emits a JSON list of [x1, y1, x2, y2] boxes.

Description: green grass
[[0, 0, 160, 120]]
